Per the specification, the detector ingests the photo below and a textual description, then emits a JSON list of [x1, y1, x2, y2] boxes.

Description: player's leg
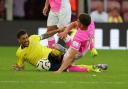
[[67, 64, 101, 73], [65, 49, 97, 73], [47, 11, 59, 48], [57, 6, 71, 28], [64, 35, 72, 48], [47, 8, 71, 48], [66, 54, 90, 73], [57, 7, 71, 47], [67, 65, 89, 72], [76, 64, 95, 72], [53, 43, 67, 53], [48, 50, 64, 71], [76, 64, 108, 72], [47, 26, 58, 48]]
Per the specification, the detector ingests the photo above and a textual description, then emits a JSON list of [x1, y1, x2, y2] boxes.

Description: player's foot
[[53, 44, 67, 53], [93, 64, 108, 72]]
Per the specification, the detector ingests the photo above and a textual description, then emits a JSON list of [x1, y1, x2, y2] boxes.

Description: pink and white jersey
[[49, 0, 70, 12], [70, 21, 95, 56]]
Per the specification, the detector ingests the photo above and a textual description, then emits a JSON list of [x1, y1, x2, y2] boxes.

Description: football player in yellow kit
[[13, 29, 64, 71]]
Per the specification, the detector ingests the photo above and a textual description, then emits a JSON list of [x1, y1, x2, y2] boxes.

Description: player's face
[[18, 33, 29, 47]]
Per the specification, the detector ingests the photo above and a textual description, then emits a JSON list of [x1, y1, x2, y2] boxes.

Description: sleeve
[[16, 50, 25, 67], [70, 40, 81, 51], [89, 20, 95, 50], [29, 35, 41, 42], [88, 20, 95, 31]]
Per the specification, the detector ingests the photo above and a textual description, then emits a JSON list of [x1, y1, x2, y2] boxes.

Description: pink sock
[[68, 65, 88, 72], [48, 37, 55, 48]]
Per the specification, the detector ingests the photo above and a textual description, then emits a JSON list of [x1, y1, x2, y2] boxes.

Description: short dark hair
[[17, 30, 27, 39], [78, 13, 91, 26]]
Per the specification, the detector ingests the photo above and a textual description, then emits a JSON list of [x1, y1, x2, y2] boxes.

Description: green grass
[[0, 47, 128, 89]]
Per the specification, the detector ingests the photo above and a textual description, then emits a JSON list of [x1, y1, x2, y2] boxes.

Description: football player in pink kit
[[56, 13, 98, 73], [43, 0, 71, 48]]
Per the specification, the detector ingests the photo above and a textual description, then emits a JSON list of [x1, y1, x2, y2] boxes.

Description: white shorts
[[47, 7, 71, 28]]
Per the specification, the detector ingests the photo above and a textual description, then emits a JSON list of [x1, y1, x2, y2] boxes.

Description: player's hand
[[91, 48, 98, 57], [42, 7, 48, 16], [58, 31, 67, 40], [12, 64, 23, 71]]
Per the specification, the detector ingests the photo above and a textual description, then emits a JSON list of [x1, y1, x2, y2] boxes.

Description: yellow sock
[[77, 65, 94, 71]]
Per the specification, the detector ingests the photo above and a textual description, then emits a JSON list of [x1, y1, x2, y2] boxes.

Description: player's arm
[[42, 0, 49, 16], [88, 21, 97, 57], [40, 28, 64, 40], [55, 47, 78, 73], [90, 39, 98, 57], [12, 54, 25, 71], [65, 21, 78, 33], [58, 21, 77, 39]]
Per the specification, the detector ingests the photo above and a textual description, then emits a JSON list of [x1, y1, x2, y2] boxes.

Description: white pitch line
[[0, 80, 127, 85]]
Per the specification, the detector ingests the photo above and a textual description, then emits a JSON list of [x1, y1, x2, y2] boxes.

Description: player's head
[[17, 30, 29, 47], [78, 13, 91, 29]]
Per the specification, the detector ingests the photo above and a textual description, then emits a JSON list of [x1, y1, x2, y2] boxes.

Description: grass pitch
[[0, 47, 128, 89]]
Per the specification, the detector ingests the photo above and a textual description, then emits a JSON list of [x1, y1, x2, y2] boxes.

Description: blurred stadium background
[[0, 0, 128, 89], [0, 0, 128, 49]]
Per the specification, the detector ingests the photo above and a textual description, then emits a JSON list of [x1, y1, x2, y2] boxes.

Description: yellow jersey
[[16, 35, 52, 67]]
